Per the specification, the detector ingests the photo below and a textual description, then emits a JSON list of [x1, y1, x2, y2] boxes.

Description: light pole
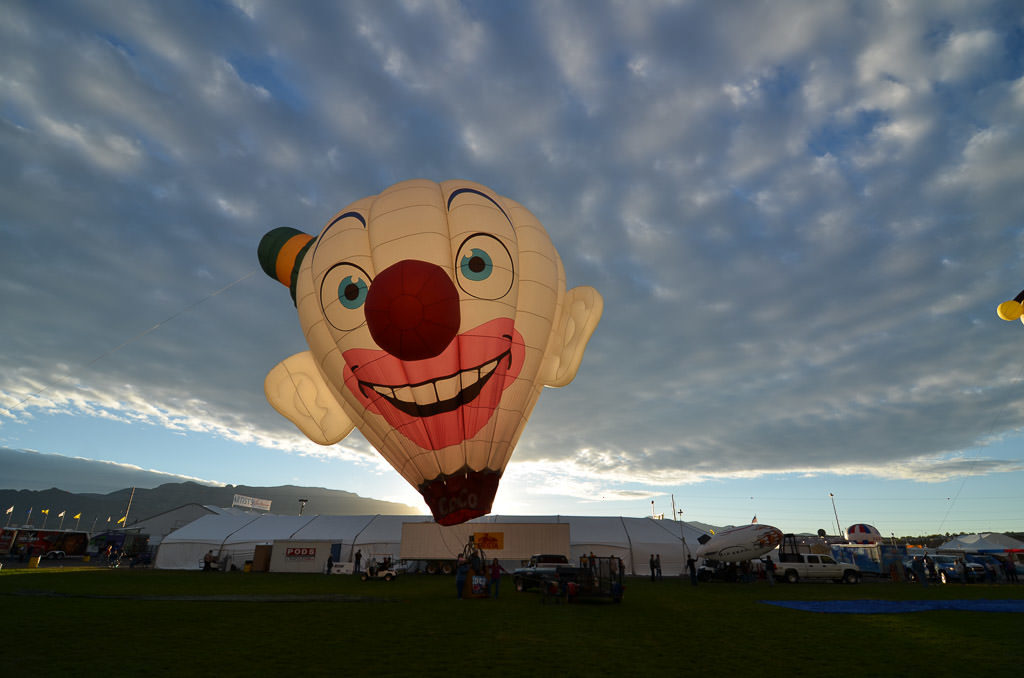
[[829, 493, 841, 537]]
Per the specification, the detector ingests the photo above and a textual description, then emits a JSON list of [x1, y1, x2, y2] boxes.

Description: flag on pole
[[751, 515, 758, 524], [4, 506, 11, 515], [73, 513, 81, 520], [58, 510, 66, 518], [41, 509, 49, 515], [117, 516, 126, 524]]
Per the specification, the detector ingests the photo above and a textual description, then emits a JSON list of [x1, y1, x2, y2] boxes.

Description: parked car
[[512, 554, 571, 592], [775, 552, 861, 584], [904, 554, 984, 583]]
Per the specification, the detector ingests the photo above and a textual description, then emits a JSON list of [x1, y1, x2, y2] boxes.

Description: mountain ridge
[[0, 481, 422, 530]]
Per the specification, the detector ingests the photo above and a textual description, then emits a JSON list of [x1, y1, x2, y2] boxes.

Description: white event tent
[[938, 532, 1024, 553], [155, 513, 709, 575]]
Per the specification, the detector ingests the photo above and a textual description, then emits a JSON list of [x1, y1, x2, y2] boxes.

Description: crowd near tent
[[154, 513, 708, 575]]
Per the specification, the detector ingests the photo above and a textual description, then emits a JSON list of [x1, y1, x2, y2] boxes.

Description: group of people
[[905, 554, 1019, 585], [648, 553, 662, 580]]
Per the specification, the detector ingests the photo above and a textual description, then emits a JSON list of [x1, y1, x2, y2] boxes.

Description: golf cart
[[361, 554, 399, 582]]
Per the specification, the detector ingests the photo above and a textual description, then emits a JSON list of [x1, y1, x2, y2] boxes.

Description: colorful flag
[[4, 506, 11, 515], [41, 508, 49, 515], [117, 516, 126, 524], [751, 515, 758, 524], [58, 510, 66, 518], [73, 513, 81, 520]]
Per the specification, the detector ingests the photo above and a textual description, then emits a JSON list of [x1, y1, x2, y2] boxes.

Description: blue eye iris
[[460, 248, 493, 281], [338, 275, 368, 309]]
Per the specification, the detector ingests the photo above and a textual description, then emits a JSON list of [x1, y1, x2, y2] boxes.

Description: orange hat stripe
[[275, 234, 314, 287]]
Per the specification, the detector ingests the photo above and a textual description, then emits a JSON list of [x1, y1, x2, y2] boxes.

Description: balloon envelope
[[260, 180, 603, 525], [695, 524, 784, 561], [845, 523, 882, 544]]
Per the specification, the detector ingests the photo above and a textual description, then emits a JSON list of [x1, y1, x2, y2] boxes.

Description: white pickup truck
[[775, 552, 861, 584]]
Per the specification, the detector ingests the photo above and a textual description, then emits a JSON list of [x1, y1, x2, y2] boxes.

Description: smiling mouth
[[357, 349, 513, 418]]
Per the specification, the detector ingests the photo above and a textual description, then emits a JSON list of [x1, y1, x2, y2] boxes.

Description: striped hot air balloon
[[845, 523, 882, 544]]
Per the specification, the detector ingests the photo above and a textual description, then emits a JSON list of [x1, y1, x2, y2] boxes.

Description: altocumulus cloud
[[1, 0, 1024, 502]]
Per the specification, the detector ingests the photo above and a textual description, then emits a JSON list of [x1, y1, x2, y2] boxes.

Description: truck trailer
[[400, 522, 570, 574]]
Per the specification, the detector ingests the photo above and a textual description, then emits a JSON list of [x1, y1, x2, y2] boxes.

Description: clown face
[[260, 179, 602, 525]]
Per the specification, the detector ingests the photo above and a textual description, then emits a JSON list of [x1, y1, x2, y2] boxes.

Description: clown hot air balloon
[[258, 179, 603, 525]]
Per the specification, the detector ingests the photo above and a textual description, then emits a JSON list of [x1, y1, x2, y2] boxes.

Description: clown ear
[[543, 286, 604, 387], [265, 352, 355, 445]]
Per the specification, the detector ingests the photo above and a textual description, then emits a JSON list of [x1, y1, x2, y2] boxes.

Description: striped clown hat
[[258, 227, 314, 304]]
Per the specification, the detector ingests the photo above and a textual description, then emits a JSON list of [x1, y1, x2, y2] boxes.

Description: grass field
[[3, 566, 1020, 677]]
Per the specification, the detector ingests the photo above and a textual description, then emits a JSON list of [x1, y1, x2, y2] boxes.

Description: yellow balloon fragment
[[997, 299, 1023, 322]]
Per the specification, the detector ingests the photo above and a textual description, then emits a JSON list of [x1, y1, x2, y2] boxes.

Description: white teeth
[[411, 382, 437, 403], [392, 385, 415, 402], [434, 371, 463, 402], [479, 359, 498, 377], [377, 365, 485, 406]]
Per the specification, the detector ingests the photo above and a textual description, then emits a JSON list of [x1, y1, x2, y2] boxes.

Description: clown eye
[[320, 262, 372, 331], [455, 233, 513, 300], [338, 276, 368, 309], [460, 248, 492, 281]]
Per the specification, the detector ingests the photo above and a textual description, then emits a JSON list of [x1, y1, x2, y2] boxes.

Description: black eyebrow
[[312, 211, 366, 260], [328, 211, 366, 229], [446, 187, 512, 227]]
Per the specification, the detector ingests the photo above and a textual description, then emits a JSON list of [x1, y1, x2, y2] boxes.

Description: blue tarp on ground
[[762, 599, 1024, 614]]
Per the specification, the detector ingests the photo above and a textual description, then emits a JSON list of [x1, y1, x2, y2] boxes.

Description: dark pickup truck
[[514, 554, 625, 603], [512, 554, 571, 591]]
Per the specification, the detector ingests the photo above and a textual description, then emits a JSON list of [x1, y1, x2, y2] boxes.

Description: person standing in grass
[[489, 558, 506, 598], [687, 556, 698, 586], [455, 556, 468, 599]]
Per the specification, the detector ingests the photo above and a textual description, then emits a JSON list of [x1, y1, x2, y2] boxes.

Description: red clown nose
[[364, 260, 461, 361]]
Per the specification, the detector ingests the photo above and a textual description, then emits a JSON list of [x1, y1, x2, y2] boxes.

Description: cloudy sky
[[2, 0, 1024, 536]]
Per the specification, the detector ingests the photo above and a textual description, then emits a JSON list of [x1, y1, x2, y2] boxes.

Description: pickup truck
[[775, 552, 861, 584], [512, 554, 571, 591]]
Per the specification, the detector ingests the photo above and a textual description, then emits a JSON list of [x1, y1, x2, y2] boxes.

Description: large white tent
[[938, 532, 1024, 552], [153, 513, 261, 570], [155, 513, 708, 575]]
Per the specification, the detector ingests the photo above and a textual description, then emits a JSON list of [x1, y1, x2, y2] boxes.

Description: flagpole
[[122, 487, 136, 528], [59, 512, 66, 530], [41, 510, 48, 529], [4, 506, 12, 528], [75, 514, 81, 530]]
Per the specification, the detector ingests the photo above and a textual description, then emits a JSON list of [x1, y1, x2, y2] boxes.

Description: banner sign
[[473, 532, 504, 551], [232, 494, 272, 511], [285, 547, 316, 559]]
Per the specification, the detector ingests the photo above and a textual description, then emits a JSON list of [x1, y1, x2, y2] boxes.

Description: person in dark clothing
[[455, 557, 468, 599], [687, 556, 698, 586]]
